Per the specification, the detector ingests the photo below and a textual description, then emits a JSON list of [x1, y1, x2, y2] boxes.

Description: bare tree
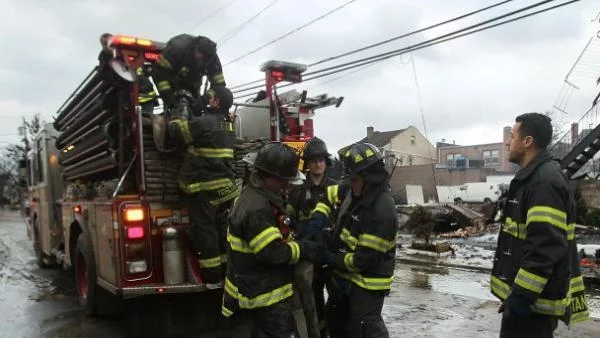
[[1, 114, 43, 208]]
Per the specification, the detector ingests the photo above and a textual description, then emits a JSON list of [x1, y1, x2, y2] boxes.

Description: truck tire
[[483, 198, 492, 204], [454, 198, 463, 205], [75, 232, 117, 317], [33, 218, 54, 269]]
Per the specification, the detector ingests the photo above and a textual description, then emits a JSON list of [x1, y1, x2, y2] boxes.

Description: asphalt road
[[0, 210, 598, 338]]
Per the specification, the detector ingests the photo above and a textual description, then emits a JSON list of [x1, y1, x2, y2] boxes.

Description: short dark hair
[[211, 85, 233, 110], [515, 113, 553, 149]]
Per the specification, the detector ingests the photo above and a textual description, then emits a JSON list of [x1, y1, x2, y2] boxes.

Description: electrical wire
[[229, 0, 516, 90], [217, 0, 282, 45], [224, 0, 359, 66], [301, 0, 561, 78], [186, 0, 239, 32], [233, 0, 580, 100]]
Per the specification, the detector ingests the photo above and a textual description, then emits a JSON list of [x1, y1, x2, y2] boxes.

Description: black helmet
[[207, 85, 233, 110], [302, 137, 332, 168], [338, 142, 383, 177], [243, 142, 304, 185], [194, 36, 217, 58]]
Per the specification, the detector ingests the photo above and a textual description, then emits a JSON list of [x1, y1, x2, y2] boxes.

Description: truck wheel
[[33, 218, 53, 269], [75, 233, 120, 317], [484, 198, 492, 204], [454, 198, 463, 205]]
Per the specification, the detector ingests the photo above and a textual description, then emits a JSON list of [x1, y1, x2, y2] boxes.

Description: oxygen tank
[[162, 227, 185, 285]]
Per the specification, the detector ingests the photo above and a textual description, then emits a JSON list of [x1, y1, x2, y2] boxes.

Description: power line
[[301, 0, 560, 78], [224, 0, 359, 66], [234, 0, 580, 100], [308, 0, 516, 68], [229, 0, 515, 90], [186, 0, 239, 32], [217, 0, 282, 45]]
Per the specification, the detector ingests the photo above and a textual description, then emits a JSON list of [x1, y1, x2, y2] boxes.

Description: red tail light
[[127, 226, 145, 239], [120, 203, 152, 280]]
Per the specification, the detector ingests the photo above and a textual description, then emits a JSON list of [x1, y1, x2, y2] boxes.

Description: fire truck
[[24, 34, 342, 334]]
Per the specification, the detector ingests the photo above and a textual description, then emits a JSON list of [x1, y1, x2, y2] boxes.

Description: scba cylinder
[[162, 227, 185, 285]]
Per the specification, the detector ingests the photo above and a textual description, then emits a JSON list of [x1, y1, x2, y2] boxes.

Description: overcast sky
[[0, 0, 599, 154]]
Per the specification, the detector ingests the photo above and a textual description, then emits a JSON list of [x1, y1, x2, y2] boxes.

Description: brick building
[[436, 126, 518, 174]]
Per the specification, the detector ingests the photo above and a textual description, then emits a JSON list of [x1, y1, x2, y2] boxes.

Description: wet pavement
[[1, 210, 599, 337]]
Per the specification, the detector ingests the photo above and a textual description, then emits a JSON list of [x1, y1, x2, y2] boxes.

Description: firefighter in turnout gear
[[136, 62, 159, 116], [168, 86, 237, 285], [222, 142, 326, 337], [492, 113, 589, 338], [287, 137, 337, 338], [152, 34, 225, 117], [311, 142, 396, 338]]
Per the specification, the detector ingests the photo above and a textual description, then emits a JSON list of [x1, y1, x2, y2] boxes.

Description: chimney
[[367, 126, 374, 139], [503, 126, 511, 143], [571, 123, 579, 145]]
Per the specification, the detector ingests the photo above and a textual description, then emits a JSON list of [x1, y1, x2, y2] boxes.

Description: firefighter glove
[[505, 293, 534, 317], [299, 240, 325, 264], [302, 213, 327, 240], [324, 251, 341, 268]]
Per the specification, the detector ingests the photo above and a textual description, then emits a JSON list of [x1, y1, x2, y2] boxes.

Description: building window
[[408, 155, 413, 166], [410, 135, 416, 145], [483, 150, 500, 166], [446, 153, 461, 165]]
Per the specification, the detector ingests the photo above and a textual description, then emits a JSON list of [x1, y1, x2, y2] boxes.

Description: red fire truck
[[24, 34, 342, 335]]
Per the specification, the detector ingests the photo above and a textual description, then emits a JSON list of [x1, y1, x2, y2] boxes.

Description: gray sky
[[0, 0, 599, 154]]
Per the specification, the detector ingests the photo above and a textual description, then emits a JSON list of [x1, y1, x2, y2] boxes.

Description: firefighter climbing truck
[[25, 34, 342, 326]]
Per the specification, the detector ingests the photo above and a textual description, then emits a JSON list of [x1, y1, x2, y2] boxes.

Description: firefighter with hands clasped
[[491, 113, 589, 337], [287, 137, 338, 338], [222, 142, 326, 337], [309, 142, 397, 338]]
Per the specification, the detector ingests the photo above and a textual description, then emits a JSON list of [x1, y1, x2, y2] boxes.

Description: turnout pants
[[251, 299, 295, 338], [326, 281, 389, 338], [500, 307, 558, 338], [293, 260, 321, 338], [186, 192, 231, 283]]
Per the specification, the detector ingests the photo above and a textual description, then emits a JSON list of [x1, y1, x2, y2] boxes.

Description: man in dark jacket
[[491, 113, 589, 337], [169, 86, 237, 285], [222, 142, 325, 337], [153, 34, 225, 117], [287, 137, 337, 338], [311, 142, 396, 338], [136, 62, 159, 116]]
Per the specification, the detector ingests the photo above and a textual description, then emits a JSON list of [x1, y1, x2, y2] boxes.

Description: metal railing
[[550, 103, 600, 161]]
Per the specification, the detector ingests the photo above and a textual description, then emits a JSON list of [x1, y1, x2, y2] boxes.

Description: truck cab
[[26, 123, 63, 267]]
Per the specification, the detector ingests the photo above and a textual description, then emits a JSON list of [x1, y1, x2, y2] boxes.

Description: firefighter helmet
[[338, 142, 383, 177], [194, 36, 217, 58], [303, 137, 331, 162], [243, 142, 304, 185]]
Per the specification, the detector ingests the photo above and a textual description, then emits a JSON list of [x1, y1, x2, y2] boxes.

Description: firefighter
[[168, 86, 237, 286], [152, 34, 225, 118], [491, 113, 589, 337], [310, 142, 396, 338], [287, 137, 337, 338], [136, 62, 159, 116], [222, 142, 326, 337]]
